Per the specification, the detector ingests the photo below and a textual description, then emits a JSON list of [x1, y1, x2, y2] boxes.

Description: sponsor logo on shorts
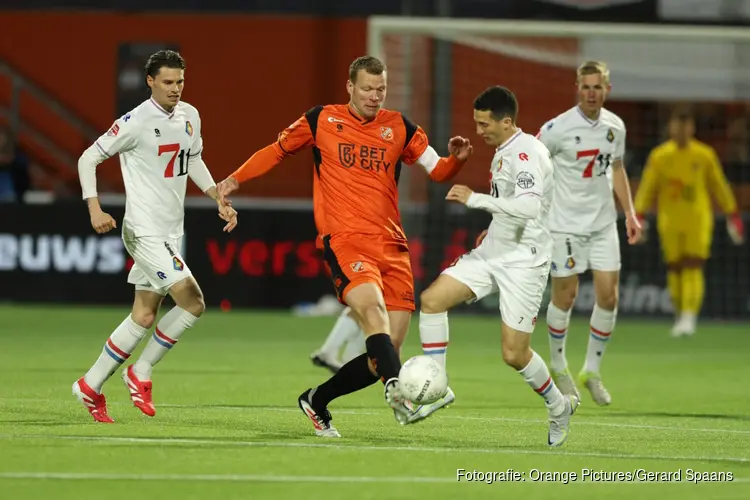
[[172, 256, 184, 271], [156, 271, 167, 280]]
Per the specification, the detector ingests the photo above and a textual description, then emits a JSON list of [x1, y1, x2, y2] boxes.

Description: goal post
[[367, 16, 750, 318]]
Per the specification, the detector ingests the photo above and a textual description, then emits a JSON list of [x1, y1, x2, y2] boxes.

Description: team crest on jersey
[[380, 127, 393, 141], [565, 257, 575, 269], [350, 262, 365, 272], [172, 256, 184, 271], [606, 128, 615, 143], [185, 121, 194, 137]]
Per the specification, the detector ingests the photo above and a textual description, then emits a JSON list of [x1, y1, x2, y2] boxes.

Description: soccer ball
[[398, 355, 448, 405]]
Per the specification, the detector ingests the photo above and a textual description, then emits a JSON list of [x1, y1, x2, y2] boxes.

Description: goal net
[[368, 17, 750, 318]]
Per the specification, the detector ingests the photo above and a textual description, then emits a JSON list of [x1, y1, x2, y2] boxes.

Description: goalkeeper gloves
[[727, 212, 745, 245]]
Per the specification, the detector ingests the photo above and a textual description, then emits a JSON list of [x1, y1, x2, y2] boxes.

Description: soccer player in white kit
[[536, 61, 642, 406], [412, 86, 579, 447], [72, 50, 238, 423]]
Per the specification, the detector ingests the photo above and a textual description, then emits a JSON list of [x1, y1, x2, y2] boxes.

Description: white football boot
[[548, 394, 580, 447], [403, 386, 455, 424]]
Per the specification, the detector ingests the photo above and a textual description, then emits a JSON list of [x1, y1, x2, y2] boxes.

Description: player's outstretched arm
[[78, 114, 137, 234], [216, 112, 315, 204], [421, 136, 473, 182], [399, 118, 472, 182], [705, 147, 744, 244]]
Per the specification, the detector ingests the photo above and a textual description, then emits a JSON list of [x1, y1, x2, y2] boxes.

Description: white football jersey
[[94, 98, 203, 239], [469, 130, 554, 267], [537, 106, 626, 234]]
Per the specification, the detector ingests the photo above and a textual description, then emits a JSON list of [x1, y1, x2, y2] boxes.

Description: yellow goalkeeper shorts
[[658, 226, 713, 264]]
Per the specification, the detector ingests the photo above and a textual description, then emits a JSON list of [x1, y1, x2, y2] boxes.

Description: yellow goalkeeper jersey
[[634, 139, 737, 229]]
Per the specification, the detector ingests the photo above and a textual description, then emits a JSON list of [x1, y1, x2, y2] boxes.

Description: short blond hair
[[577, 60, 610, 85]]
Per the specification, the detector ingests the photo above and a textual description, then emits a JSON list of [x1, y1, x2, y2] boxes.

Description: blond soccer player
[[536, 61, 642, 407]]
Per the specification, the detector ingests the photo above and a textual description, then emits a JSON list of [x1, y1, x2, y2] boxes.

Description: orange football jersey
[[277, 104, 429, 242]]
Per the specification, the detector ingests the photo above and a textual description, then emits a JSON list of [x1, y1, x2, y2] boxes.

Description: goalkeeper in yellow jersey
[[634, 107, 744, 337]]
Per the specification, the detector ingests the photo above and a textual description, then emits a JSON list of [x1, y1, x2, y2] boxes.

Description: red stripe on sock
[[590, 325, 611, 337], [154, 327, 177, 345], [106, 338, 130, 359], [422, 342, 449, 348], [535, 377, 551, 393], [548, 325, 566, 334]]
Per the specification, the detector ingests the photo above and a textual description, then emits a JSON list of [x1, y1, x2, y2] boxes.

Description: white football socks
[[341, 328, 366, 364], [84, 315, 147, 393], [518, 351, 565, 416], [419, 311, 449, 368], [583, 304, 616, 375], [133, 306, 198, 380], [318, 307, 360, 359], [546, 303, 571, 373]]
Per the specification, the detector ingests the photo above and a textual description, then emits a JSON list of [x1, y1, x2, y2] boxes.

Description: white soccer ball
[[398, 355, 448, 405]]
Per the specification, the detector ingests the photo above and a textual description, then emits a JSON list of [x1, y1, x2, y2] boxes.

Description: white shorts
[[550, 223, 621, 278], [442, 250, 549, 334], [123, 235, 192, 296]]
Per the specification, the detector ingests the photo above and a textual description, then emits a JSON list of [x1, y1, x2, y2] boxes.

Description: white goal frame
[[367, 17, 750, 58], [367, 16, 750, 103]]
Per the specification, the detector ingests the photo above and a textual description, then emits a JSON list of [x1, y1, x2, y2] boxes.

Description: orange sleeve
[[429, 155, 463, 182], [231, 113, 315, 184], [398, 114, 465, 182], [400, 125, 429, 165]]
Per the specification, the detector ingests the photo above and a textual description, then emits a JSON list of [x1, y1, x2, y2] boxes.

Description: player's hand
[[216, 176, 239, 206], [218, 203, 238, 233], [625, 212, 643, 245], [90, 210, 117, 234], [475, 229, 488, 247], [727, 213, 744, 245], [448, 136, 473, 162], [446, 184, 473, 205]]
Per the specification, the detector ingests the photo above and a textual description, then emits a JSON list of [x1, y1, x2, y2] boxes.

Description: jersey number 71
[[577, 149, 600, 178], [159, 143, 190, 178]]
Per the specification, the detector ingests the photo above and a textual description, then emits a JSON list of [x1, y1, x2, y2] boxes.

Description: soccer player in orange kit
[[216, 56, 472, 437]]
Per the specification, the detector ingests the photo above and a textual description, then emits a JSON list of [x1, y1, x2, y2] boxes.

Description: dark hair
[[349, 56, 386, 83], [473, 86, 518, 122], [670, 105, 694, 122], [145, 50, 186, 80]]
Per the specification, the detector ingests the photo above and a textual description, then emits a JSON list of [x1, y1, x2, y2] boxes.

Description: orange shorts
[[320, 233, 415, 312]]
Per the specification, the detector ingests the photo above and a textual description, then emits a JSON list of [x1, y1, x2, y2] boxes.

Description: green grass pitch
[[0, 304, 748, 499]]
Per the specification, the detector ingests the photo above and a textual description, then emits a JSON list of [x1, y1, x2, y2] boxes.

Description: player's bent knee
[[131, 308, 157, 329], [420, 275, 474, 314], [551, 277, 578, 310], [501, 344, 532, 370], [596, 291, 618, 311], [551, 288, 577, 311], [419, 288, 445, 314], [501, 323, 533, 369], [169, 277, 206, 318]]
